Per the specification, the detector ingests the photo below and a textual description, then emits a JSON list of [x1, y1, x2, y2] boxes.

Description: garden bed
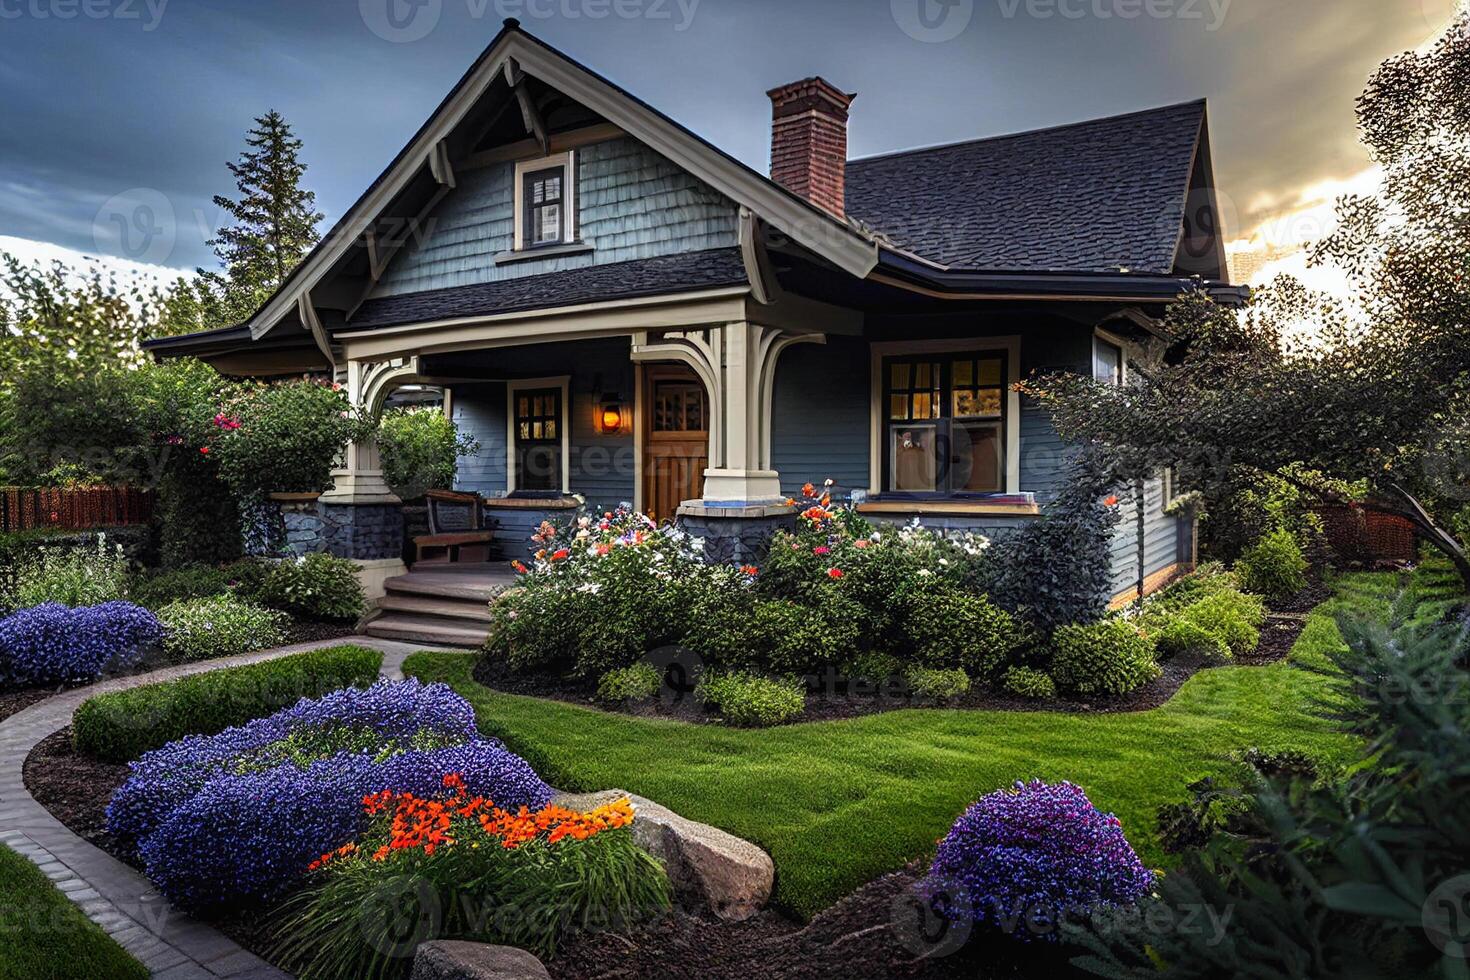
[[473, 610, 1309, 724]]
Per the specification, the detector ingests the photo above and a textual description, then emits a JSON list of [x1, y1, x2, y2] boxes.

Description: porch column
[[318, 357, 422, 596]]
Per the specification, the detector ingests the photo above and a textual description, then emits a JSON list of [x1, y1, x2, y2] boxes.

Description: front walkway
[[0, 637, 422, 979]]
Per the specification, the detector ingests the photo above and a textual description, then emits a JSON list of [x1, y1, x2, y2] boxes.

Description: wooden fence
[[0, 486, 155, 534]]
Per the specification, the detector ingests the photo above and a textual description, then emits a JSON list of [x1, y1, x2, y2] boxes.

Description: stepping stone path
[[0, 637, 419, 979]]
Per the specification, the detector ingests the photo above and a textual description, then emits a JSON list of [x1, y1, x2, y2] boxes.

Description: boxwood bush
[[158, 594, 287, 662], [696, 672, 805, 727], [73, 644, 383, 762], [898, 578, 1026, 676], [1000, 665, 1057, 700], [1049, 618, 1160, 696], [252, 554, 366, 622], [904, 665, 971, 701]]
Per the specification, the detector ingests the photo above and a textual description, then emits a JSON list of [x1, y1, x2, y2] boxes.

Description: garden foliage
[[695, 671, 806, 727], [1234, 527, 1309, 602], [4, 533, 129, 610], [73, 644, 382, 762], [157, 594, 287, 661], [275, 783, 669, 977], [924, 779, 1154, 942], [105, 678, 550, 909], [0, 601, 162, 687], [242, 553, 366, 622], [378, 406, 479, 501], [1049, 618, 1160, 696]]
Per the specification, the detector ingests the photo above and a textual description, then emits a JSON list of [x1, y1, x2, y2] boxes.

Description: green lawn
[[404, 568, 1439, 920], [0, 845, 148, 980]]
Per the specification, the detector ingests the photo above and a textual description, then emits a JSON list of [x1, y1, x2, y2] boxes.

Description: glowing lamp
[[598, 394, 623, 434]]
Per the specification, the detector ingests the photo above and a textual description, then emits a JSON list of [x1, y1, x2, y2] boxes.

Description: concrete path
[[0, 636, 425, 978]]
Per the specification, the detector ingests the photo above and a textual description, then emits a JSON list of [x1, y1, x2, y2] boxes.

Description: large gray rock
[[553, 788, 774, 922], [410, 941, 549, 980]]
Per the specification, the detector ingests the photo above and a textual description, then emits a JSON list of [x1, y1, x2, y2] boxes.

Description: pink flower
[[827, 568, 844, 580], [853, 539, 869, 549], [813, 546, 830, 556]]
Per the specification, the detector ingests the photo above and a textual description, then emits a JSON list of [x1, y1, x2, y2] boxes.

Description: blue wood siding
[[1107, 475, 1181, 597], [770, 337, 870, 497], [374, 138, 739, 297], [448, 339, 636, 513]]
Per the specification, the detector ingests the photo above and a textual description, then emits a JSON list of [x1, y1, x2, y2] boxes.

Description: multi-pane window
[[883, 352, 1006, 494], [513, 387, 562, 492], [522, 167, 564, 246]]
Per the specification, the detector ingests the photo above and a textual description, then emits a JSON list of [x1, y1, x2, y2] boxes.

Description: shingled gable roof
[[235, 19, 878, 344], [846, 100, 1218, 276]]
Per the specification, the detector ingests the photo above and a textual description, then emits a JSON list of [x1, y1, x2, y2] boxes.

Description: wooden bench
[[413, 490, 499, 564]]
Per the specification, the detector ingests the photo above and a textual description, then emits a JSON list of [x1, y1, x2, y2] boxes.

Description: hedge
[[72, 644, 383, 763]]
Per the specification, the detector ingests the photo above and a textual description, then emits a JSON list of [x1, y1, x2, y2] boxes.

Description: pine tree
[[198, 110, 323, 327]]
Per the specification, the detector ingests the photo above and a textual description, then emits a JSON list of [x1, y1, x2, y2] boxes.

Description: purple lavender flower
[[924, 779, 1154, 942], [0, 602, 163, 687]]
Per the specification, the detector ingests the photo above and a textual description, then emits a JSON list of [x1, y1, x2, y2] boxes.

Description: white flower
[[939, 558, 949, 566], [577, 582, 602, 594], [691, 538, 705, 551], [917, 569, 933, 577], [587, 546, 600, 557]]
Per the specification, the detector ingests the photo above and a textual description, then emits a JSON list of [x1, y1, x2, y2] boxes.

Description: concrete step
[[384, 573, 509, 603], [378, 593, 494, 623], [364, 614, 489, 648]]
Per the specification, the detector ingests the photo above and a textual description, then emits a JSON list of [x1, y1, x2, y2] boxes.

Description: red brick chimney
[[767, 77, 855, 217]]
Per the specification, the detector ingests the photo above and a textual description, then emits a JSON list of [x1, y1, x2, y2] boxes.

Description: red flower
[[739, 565, 759, 576], [813, 545, 830, 556], [801, 482, 817, 498], [1104, 495, 1118, 507], [199, 446, 210, 455], [551, 549, 570, 562], [827, 568, 844, 580]]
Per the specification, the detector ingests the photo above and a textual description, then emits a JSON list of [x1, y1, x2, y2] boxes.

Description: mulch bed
[[23, 735, 1079, 980], [474, 608, 1311, 726], [1266, 578, 1334, 615], [0, 687, 56, 724], [283, 619, 358, 645]]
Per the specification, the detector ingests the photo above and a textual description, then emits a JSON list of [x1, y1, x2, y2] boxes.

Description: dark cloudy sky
[[0, 0, 1456, 278]]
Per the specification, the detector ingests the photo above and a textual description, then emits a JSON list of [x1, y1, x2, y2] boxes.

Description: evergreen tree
[[198, 110, 323, 327]]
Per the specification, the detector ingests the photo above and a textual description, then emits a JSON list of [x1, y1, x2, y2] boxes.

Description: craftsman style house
[[147, 18, 1241, 606]]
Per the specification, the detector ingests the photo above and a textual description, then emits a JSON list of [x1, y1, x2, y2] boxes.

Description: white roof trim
[[247, 29, 877, 341]]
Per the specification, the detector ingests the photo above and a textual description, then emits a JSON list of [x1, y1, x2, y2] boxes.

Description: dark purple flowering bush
[[106, 679, 551, 910], [925, 779, 1154, 942], [0, 601, 163, 687]]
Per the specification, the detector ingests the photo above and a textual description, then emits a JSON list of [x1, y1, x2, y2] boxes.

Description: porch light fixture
[[598, 393, 624, 434]]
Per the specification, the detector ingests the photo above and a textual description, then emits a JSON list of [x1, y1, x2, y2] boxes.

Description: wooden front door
[[643, 366, 709, 521]]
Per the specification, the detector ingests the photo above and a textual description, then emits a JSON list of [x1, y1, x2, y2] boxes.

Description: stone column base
[[675, 501, 797, 565], [319, 501, 405, 562], [352, 557, 408, 600]]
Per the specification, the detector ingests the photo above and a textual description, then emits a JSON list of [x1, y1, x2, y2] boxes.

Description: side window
[[513, 152, 575, 251]]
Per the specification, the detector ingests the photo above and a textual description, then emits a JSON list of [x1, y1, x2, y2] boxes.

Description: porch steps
[[365, 562, 517, 648]]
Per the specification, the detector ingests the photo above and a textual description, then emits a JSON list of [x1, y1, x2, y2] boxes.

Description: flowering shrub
[[0, 601, 162, 687], [925, 780, 1154, 941], [487, 508, 712, 676], [275, 779, 669, 976], [106, 679, 549, 909], [157, 594, 287, 661], [4, 533, 129, 610], [1048, 618, 1160, 696], [210, 379, 366, 498]]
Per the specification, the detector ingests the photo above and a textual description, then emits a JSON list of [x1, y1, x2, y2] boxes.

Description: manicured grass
[[404, 568, 1452, 920], [0, 844, 148, 980]]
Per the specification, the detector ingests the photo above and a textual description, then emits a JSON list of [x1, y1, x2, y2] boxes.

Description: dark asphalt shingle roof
[[844, 100, 1206, 274], [345, 248, 747, 331]]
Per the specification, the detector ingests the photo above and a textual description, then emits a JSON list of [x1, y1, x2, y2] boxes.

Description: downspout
[[1135, 477, 1147, 602]]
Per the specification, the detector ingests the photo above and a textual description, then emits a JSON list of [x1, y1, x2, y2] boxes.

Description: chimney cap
[[766, 76, 856, 110]]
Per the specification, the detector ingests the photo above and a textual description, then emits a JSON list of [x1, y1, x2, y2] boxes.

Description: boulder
[[410, 941, 549, 980], [553, 788, 774, 921]]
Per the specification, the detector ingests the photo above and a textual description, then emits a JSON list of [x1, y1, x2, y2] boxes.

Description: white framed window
[[513, 152, 576, 251], [506, 377, 571, 494], [1093, 330, 1126, 385]]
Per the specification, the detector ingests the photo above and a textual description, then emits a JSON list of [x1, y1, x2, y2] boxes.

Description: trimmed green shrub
[[72, 644, 383, 762], [1049, 618, 1160, 696], [158, 595, 287, 662], [377, 406, 478, 501], [595, 663, 661, 703], [899, 578, 1026, 676], [1154, 618, 1232, 664], [254, 554, 366, 622], [904, 665, 971, 701], [5, 534, 129, 609], [696, 672, 805, 727], [1000, 665, 1056, 699], [1235, 527, 1309, 601], [747, 597, 863, 675], [127, 565, 231, 610], [1177, 589, 1266, 657]]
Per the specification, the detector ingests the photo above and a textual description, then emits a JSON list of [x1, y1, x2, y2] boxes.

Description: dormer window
[[513, 152, 576, 251]]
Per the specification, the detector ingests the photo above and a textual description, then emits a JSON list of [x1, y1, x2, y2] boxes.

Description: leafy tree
[[378, 406, 480, 501], [196, 110, 323, 328], [1022, 16, 1470, 592]]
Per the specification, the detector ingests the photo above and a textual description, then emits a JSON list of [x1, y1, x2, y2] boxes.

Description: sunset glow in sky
[[0, 0, 1461, 294]]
